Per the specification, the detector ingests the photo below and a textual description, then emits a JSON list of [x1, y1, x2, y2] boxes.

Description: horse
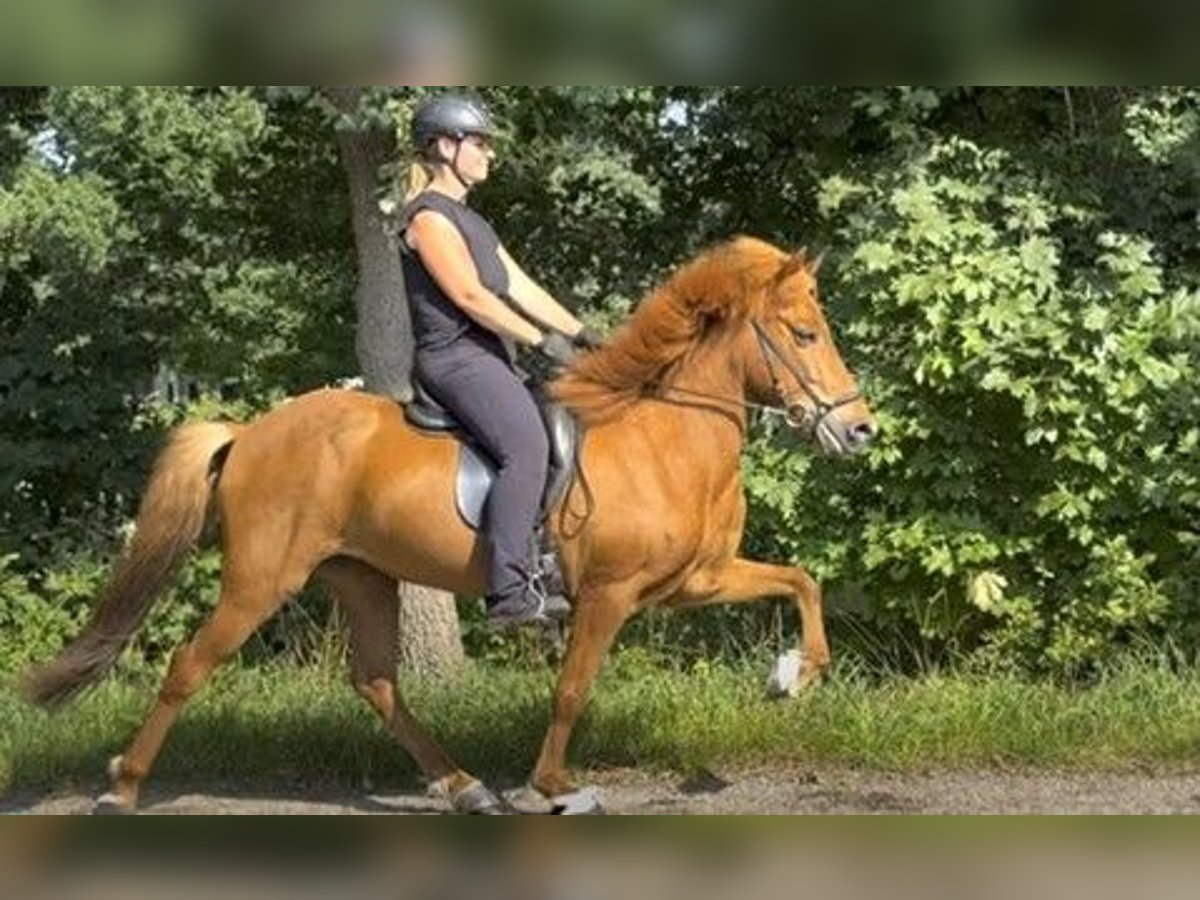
[[21, 235, 877, 814]]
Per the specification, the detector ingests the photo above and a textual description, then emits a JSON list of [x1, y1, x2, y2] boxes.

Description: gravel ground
[[7, 766, 1200, 814]]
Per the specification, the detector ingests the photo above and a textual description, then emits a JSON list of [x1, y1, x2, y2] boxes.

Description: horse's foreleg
[[530, 588, 631, 804], [677, 558, 830, 690], [319, 559, 501, 813]]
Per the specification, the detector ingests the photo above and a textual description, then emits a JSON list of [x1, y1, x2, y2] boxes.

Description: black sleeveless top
[[399, 191, 513, 359]]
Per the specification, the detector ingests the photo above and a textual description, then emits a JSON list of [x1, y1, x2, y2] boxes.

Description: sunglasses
[[461, 133, 493, 151]]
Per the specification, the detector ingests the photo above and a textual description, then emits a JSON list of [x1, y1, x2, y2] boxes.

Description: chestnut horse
[[22, 236, 876, 814]]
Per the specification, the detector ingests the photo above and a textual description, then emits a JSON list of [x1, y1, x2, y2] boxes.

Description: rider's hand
[[571, 325, 605, 351], [537, 331, 577, 367]]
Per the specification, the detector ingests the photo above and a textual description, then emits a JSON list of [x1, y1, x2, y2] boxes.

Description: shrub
[[742, 136, 1200, 674]]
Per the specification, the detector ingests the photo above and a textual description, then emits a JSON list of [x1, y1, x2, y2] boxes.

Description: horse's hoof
[[765, 649, 803, 699], [550, 788, 605, 815], [92, 793, 134, 815], [451, 781, 512, 815]]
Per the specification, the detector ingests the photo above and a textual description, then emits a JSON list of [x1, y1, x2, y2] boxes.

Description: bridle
[[652, 318, 861, 440], [750, 320, 861, 433]]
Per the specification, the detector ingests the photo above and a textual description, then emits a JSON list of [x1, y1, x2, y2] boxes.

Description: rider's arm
[[498, 245, 586, 338], [407, 211, 544, 346]]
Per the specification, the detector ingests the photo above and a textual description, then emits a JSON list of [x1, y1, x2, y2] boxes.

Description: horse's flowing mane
[[552, 236, 795, 425]]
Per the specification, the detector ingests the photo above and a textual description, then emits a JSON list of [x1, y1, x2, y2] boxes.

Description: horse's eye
[[791, 326, 818, 347]]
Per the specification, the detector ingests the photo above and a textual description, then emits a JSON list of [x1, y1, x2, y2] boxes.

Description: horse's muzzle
[[793, 406, 877, 456]]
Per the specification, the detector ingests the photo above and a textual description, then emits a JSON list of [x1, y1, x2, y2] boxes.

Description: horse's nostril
[[847, 421, 877, 448]]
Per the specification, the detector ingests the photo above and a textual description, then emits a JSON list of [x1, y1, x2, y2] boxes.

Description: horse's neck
[[655, 336, 749, 465]]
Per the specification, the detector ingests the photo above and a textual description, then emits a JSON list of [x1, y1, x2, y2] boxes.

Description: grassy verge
[[4, 652, 1200, 796]]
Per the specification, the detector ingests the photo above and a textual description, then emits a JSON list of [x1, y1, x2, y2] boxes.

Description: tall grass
[[4, 650, 1200, 797]]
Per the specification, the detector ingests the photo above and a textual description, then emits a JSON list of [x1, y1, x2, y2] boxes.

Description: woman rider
[[399, 92, 601, 629]]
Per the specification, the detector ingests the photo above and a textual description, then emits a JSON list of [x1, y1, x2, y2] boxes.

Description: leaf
[[1081, 306, 1110, 332], [968, 570, 1009, 613], [853, 241, 897, 273]]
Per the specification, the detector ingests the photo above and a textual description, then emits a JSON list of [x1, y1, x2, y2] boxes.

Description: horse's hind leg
[[98, 559, 310, 814], [317, 558, 506, 814]]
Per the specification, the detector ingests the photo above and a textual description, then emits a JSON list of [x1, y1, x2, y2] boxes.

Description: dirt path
[[7, 766, 1200, 814]]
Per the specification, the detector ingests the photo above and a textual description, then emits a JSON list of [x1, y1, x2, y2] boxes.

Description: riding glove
[[572, 325, 605, 351], [537, 331, 577, 367]]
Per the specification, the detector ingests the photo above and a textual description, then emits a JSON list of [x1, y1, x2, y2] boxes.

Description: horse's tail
[[21, 421, 241, 709]]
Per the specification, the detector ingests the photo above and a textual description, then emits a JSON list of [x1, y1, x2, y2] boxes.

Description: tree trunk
[[327, 88, 414, 403], [327, 87, 465, 679], [395, 582, 466, 677]]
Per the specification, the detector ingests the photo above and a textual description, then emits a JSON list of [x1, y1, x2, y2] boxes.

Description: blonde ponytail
[[403, 161, 436, 204]]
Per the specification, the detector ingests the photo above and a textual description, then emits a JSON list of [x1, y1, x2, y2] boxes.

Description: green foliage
[[0, 552, 87, 671], [478, 87, 668, 317], [1124, 88, 1200, 166], [1, 87, 354, 551], [742, 132, 1200, 673]]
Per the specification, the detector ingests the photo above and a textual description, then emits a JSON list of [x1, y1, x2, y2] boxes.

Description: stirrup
[[529, 572, 571, 620], [533, 529, 567, 599], [535, 549, 566, 598], [486, 577, 570, 631]]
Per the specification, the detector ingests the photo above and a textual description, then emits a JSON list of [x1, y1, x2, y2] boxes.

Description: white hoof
[[765, 649, 803, 699], [93, 792, 133, 815], [451, 781, 511, 815], [550, 788, 605, 815]]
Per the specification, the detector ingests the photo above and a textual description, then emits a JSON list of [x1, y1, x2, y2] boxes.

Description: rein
[[652, 384, 792, 422], [648, 320, 860, 438]]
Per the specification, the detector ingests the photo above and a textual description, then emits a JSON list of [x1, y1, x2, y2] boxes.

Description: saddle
[[403, 378, 580, 590]]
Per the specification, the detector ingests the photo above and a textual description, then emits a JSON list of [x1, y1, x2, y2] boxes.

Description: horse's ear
[[809, 248, 826, 275], [776, 251, 808, 283]]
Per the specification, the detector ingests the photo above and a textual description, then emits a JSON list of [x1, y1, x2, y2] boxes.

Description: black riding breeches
[[415, 342, 549, 603]]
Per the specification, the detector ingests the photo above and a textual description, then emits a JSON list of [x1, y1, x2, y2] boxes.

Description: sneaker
[[486, 579, 572, 630], [540, 589, 572, 620]]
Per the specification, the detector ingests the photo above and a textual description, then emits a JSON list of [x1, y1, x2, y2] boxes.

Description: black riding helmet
[[411, 93, 497, 155]]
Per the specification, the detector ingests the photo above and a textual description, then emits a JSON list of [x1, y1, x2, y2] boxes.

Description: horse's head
[[741, 248, 877, 455]]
